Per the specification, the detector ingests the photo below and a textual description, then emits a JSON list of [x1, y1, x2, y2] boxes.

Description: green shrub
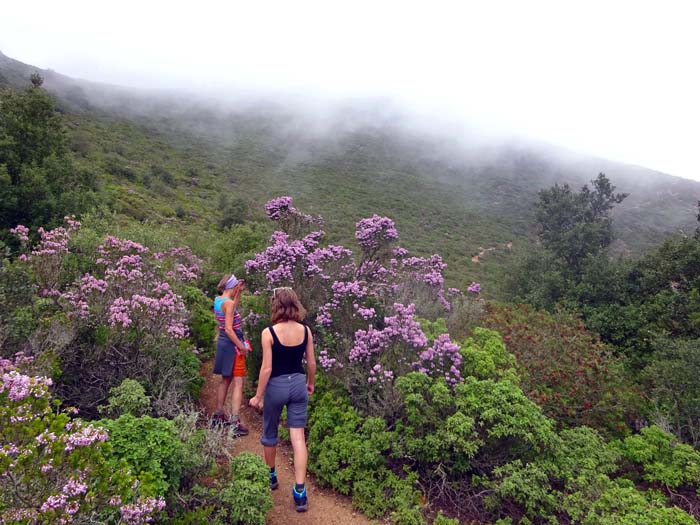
[[644, 338, 700, 446], [1, 358, 160, 523], [577, 484, 697, 525], [433, 511, 459, 525], [488, 424, 700, 524], [99, 378, 151, 417], [617, 426, 700, 488], [308, 393, 422, 521], [165, 341, 205, 401], [180, 285, 217, 356], [460, 327, 518, 381], [99, 414, 188, 495], [211, 453, 272, 525], [170, 507, 216, 524]]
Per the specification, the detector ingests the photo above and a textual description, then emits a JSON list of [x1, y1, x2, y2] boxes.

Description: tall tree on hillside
[[535, 173, 627, 272], [0, 75, 96, 232]]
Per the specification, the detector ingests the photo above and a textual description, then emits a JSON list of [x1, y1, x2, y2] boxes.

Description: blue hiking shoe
[[270, 471, 279, 490], [292, 485, 308, 512]]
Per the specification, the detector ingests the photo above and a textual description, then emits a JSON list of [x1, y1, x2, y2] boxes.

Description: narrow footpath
[[199, 360, 376, 525]]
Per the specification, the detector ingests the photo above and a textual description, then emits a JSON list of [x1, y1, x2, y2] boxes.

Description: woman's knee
[[289, 427, 306, 445]]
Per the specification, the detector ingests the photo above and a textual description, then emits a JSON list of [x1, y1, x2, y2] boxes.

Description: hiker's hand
[[249, 396, 261, 410], [307, 383, 314, 395]]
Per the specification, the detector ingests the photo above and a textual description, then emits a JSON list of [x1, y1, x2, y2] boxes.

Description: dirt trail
[[199, 361, 376, 525]]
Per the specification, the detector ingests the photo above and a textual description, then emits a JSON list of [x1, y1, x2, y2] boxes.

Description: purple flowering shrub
[[245, 197, 482, 415], [264, 196, 323, 240], [0, 354, 164, 524], [7, 218, 205, 416]]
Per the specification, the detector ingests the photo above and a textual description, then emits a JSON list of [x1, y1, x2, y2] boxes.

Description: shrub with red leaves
[[483, 303, 638, 434]]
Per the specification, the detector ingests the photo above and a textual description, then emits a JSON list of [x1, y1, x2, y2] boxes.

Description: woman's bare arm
[[305, 327, 316, 394], [250, 328, 273, 408], [223, 300, 245, 352]]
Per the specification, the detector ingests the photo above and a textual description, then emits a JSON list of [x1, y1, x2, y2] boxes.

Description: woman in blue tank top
[[211, 273, 249, 435], [249, 287, 316, 512]]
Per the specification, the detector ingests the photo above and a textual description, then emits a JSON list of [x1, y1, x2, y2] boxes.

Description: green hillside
[[2, 49, 698, 293]]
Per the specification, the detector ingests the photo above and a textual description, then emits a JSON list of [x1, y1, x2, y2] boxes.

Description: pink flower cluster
[[80, 274, 108, 294], [355, 215, 399, 250], [306, 245, 353, 275], [31, 221, 78, 257], [247, 197, 468, 393], [318, 349, 341, 371], [97, 236, 149, 261], [119, 496, 166, 524], [63, 422, 108, 451], [265, 196, 295, 220], [316, 280, 370, 327], [247, 230, 348, 287], [10, 224, 29, 242], [1, 369, 53, 401], [401, 254, 447, 287], [468, 282, 481, 294], [415, 334, 463, 385], [156, 246, 203, 282], [107, 283, 189, 338], [38, 474, 88, 519], [264, 195, 320, 227], [368, 363, 394, 385], [1, 354, 161, 524], [349, 303, 427, 363], [14, 222, 193, 341], [11, 218, 80, 286]]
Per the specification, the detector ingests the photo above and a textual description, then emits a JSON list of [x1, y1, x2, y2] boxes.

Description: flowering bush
[[0, 354, 163, 524], [7, 218, 205, 416], [245, 197, 481, 414]]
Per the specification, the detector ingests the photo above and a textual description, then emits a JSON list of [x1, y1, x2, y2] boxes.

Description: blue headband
[[224, 275, 239, 289]]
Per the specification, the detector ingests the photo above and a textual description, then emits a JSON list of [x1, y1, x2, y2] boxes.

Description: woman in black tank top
[[268, 322, 307, 377], [249, 287, 316, 512]]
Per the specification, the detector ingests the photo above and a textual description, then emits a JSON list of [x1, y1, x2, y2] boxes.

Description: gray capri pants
[[261, 373, 308, 446]]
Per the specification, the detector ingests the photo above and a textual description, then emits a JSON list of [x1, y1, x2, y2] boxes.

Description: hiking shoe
[[210, 413, 231, 428], [232, 420, 249, 437], [292, 486, 308, 512], [270, 472, 279, 490]]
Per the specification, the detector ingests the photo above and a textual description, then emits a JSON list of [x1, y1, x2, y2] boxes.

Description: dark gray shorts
[[261, 373, 308, 446], [213, 329, 244, 376]]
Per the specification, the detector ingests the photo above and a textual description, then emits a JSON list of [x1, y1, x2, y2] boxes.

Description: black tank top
[[269, 323, 307, 378]]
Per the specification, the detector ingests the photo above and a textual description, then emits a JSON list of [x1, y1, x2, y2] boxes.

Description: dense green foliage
[[307, 328, 700, 524], [644, 338, 700, 446], [535, 173, 627, 273], [99, 415, 192, 495], [0, 80, 97, 232], [99, 378, 152, 417]]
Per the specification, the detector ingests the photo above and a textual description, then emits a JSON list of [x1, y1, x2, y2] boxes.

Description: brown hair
[[271, 287, 307, 324], [217, 274, 233, 295]]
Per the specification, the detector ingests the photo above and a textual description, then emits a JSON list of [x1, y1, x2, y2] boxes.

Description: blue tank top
[[213, 296, 242, 334]]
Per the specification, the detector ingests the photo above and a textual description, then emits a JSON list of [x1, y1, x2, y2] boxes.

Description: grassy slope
[[3, 50, 700, 295], [63, 109, 516, 291]]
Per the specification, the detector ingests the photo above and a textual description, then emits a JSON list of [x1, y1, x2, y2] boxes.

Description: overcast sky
[[1, 0, 699, 180]]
